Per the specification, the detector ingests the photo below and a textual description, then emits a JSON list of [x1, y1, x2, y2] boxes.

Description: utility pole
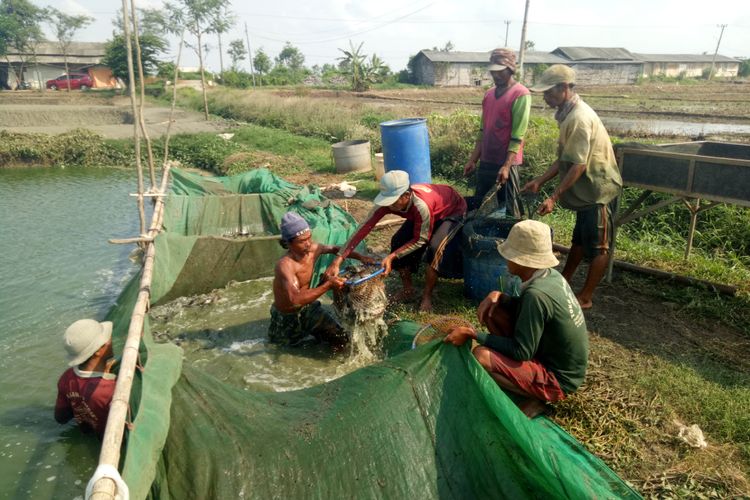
[[504, 20, 511, 46], [517, 0, 530, 82], [708, 24, 727, 80], [244, 22, 256, 87]]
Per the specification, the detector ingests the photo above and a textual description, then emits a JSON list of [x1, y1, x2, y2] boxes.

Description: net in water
[[334, 265, 388, 363]]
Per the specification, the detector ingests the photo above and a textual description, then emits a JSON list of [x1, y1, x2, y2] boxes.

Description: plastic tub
[[461, 217, 518, 301], [332, 140, 371, 174]]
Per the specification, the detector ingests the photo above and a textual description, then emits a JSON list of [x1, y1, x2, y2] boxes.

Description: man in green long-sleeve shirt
[[464, 48, 531, 217], [445, 220, 588, 418]]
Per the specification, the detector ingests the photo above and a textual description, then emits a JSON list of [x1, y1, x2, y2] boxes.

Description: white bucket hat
[[63, 319, 113, 367], [374, 170, 410, 206], [497, 220, 559, 269]]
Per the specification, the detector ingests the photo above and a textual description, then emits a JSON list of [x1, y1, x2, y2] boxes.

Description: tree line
[[2, 0, 476, 93], [0, 0, 95, 90]]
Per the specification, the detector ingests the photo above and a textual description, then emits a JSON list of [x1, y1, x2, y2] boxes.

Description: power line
[[245, 1, 436, 45]]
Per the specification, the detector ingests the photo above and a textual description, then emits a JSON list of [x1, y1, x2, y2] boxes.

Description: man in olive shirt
[[444, 220, 588, 418], [523, 65, 622, 309]]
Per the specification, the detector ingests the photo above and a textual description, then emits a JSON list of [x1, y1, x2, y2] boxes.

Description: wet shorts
[[391, 217, 463, 279], [268, 301, 348, 347], [572, 198, 617, 259], [487, 350, 566, 403]]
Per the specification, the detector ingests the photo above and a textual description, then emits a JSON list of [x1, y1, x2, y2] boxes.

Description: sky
[[41, 0, 750, 73]]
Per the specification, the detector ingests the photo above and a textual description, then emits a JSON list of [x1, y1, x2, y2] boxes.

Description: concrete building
[[550, 47, 642, 85], [635, 53, 740, 79], [411, 46, 741, 87], [1, 41, 112, 90], [411, 50, 565, 86]]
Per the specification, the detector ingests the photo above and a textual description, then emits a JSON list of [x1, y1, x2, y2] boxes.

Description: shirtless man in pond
[[269, 212, 373, 347]]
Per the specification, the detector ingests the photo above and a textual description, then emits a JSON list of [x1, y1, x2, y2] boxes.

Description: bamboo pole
[[129, 0, 157, 190], [162, 29, 185, 169], [108, 236, 154, 245], [90, 163, 171, 500], [553, 243, 737, 296], [120, 0, 146, 236]]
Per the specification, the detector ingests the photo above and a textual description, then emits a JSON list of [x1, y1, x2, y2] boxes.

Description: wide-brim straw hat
[[374, 170, 410, 206], [497, 219, 559, 269], [64, 319, 113, 366]]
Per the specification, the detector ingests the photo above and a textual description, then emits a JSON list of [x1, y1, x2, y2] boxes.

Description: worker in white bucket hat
[[444, 220, 589, 418], [54, 319, 118, 437]]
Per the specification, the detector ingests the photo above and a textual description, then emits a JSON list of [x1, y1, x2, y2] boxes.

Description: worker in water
[[463, 48, 531, 217], [270, 211, 372, 348], [55, 319, 118, 438], [324, 170, 467, 313], [522, 64, 622, 309], [444, 220, 588, 418]]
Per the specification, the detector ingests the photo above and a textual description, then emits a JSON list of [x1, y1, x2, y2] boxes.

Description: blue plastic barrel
[[379, 118, 431, 184], [461, 217, 519, 301]]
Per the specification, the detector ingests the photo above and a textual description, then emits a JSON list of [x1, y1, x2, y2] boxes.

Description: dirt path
[[0, 92, 228, 138]]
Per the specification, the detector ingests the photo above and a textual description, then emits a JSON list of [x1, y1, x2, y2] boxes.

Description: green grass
[[231, 124, 333, 173]]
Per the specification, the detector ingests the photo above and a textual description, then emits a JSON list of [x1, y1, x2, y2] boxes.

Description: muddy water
[[601, 116, 750, 137], [150, 279, 386, 392]]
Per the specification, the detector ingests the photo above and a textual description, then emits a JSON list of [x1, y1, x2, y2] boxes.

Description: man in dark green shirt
[[445, 220, 588, 418]]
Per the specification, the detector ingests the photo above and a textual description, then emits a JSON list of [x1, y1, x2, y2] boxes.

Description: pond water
[[149, 278, 387, 393], [0, 166, 390, 498], [0, 167, 141, 499]]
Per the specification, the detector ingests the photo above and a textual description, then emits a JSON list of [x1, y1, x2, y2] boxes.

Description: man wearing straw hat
[[463, 48, 531, 217], [444, 220, 588, 418], [55, 319, 118, 437], [522, 64, 622, 309]]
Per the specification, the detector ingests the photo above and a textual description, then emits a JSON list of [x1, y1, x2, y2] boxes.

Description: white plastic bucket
[[374, 153, 385, 180], [332, 140, 371, 174]]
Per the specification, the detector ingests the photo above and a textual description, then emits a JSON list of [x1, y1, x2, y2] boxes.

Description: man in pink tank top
[[464, 48, 531, 217]]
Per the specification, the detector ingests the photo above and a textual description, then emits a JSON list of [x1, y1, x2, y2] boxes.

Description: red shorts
[[487, 350, 566, 403]]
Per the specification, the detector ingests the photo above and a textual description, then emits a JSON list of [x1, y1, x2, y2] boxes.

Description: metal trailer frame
[[607, 141, 750, 281]]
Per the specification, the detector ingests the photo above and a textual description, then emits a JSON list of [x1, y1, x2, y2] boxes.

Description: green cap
[[529, 64, 576, 92]]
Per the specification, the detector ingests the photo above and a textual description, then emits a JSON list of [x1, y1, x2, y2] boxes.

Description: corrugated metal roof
[[5, 41, 106, 58], [418, 48, 740, 67], [419, 50, 566, 64], [419, 50, 490, 63], [522, 52, 569, 64], [553, 47, 635, 61], [634, 53, 739, 63]]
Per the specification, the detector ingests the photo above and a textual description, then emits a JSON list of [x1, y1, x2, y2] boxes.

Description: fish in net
[[333, 266, 388, 361], [411, 316, 475, 348]]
